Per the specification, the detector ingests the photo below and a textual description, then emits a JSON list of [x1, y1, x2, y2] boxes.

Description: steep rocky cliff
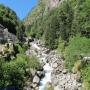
[[23, 0, 62, 26]]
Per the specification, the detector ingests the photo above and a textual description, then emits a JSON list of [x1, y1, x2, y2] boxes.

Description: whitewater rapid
[[30, 42, 53, 90]]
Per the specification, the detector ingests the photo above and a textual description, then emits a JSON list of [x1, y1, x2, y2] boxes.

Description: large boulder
[[33, 75, 40, 84], [52, 62, 58, 68], [62, 69, 68, 74], [36, 71, 45, 78]]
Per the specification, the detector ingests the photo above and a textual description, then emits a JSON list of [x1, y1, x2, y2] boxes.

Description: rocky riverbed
[[25, 39, 81, 90]]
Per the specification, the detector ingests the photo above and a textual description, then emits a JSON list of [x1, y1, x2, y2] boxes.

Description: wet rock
[[36, 71, 45, 78]]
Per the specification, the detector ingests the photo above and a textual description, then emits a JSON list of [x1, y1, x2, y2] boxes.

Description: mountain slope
[[0, 4, 25, 40], [23, 0, 61, 26]]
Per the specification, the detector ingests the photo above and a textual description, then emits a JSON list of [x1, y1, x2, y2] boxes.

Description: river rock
[[44, 49, 51, 54], [30, 68, 36, 76], [24, 87, 32, 90], [62, 69, 68, 74], [52, 62, 58, 68], [33, 75, 40, 84], [32, 83, 37, 88], [36, 71, 45, 78], [35, 87, 39, 90]]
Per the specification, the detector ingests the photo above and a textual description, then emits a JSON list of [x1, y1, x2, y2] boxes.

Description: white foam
[[39, 63, 53, 90]]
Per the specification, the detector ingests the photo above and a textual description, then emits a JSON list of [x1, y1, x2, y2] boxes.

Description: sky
[[0, 0, 37, 20]]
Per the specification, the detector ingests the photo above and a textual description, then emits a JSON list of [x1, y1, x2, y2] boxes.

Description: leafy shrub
[[80, 62, 90, 89], [27, 55, 41, 70], [0, 52, 41, 89], [2, 60, 26, 89], [57, 37, 66, 53], [72, 60, 81, 73], [64, 34, 90, 71]]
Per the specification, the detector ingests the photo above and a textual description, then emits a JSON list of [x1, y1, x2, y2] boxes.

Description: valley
[[0, 0, 90, 90]]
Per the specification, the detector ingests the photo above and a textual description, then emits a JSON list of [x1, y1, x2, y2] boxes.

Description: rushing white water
[[39, 63, 53, 90], [30, 41, 53, 90], [30, 42, 40, 50]]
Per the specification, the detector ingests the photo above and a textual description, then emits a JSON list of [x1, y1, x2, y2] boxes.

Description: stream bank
[[25, 39, 81, 90]]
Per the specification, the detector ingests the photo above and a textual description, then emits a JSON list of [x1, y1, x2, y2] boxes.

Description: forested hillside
[[25, 0, 90, 89], [0, 4, 25, 40], [0, 0, 90, 89], [23, 0, 60, 26]]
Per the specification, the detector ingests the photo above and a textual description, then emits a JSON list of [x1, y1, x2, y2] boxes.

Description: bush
[[2, 60, 26, 89], [64, 34, 90, 71], [81, 80, 90, 90], [57, 37, 66, 53], [72, 60, 81, 73], [80, 61, 90, 90], [27, 55, 41, 70], [0, 52, 41, 89]]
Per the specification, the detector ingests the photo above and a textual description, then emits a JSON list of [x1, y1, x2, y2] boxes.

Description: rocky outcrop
[[0, 24, 17, 43], [45, 0, 61, 11]]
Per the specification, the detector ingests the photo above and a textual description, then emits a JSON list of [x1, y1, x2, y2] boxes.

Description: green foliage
[[15, 44, 24, 54], [44, 12, 59, 49], [57, 37, 66, 53], [81, 80, 90, 90], [23, 0, 46, 26], [27, 0, 90, 49], [80, 62, 90, 89], [57, 0, 74, 40], [24, 0, 90, 89], [0, 44, 40, 89], [27, 55, 41, 69], [0, 4, 25, 40], [2, 59, 26, 88], [71, 0, 90, 37], [64, 34, 90, 71], [28, 0, 74, 49]]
